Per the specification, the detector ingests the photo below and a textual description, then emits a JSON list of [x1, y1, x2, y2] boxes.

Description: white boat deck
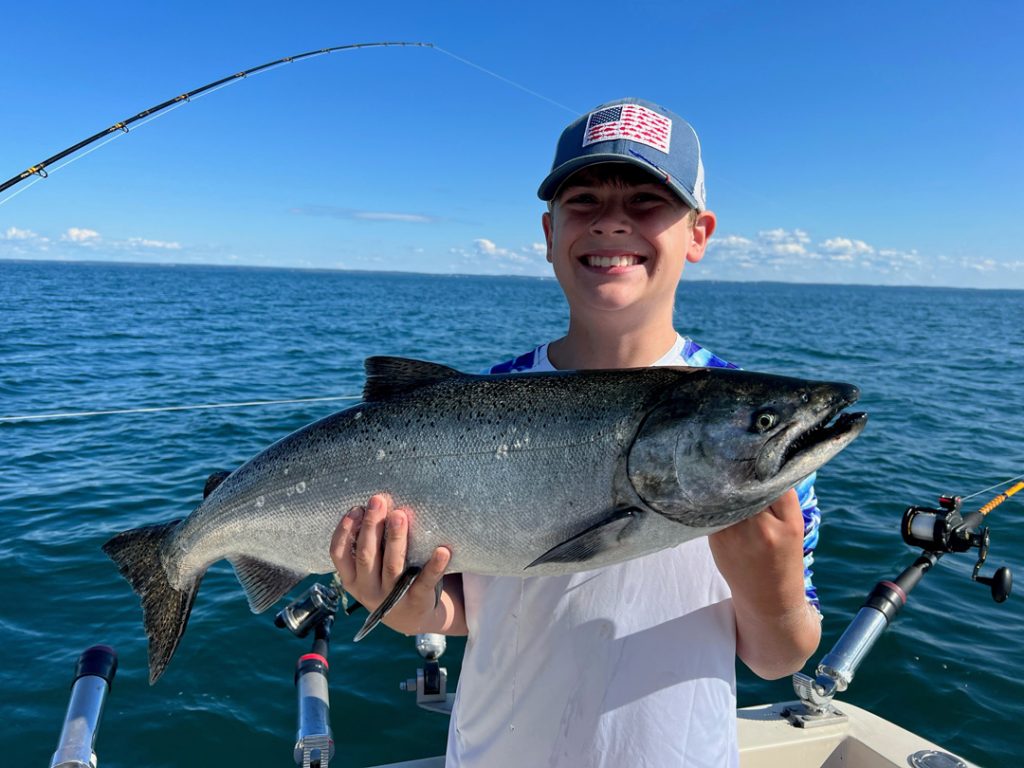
[[366, 700, 976, 768]]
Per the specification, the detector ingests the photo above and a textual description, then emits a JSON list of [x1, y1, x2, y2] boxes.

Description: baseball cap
[[537, 97, 706, 211]]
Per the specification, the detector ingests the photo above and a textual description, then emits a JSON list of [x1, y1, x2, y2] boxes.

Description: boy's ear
[[542, 211, 554, 263], [686, 211, 717, 264]]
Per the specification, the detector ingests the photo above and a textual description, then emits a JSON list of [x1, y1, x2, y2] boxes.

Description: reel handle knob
[[977, 566, 1012, 603]]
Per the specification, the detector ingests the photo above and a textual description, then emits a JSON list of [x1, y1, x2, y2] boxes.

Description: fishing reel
[[275, 583, 340, 638], [901, 495, 1012, 603]]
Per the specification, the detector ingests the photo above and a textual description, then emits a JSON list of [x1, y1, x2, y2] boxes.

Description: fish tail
[[102, 519, 201, 684]]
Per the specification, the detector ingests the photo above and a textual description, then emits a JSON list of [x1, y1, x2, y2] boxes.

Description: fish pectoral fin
[[526, 508, 641, 569], [362, 357, 465, 401], [227, 556, 308, 613], [353, 565, 421, 642]]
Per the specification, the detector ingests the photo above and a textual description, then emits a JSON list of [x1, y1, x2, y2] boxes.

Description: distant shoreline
[[2, 256, 1020, 293]]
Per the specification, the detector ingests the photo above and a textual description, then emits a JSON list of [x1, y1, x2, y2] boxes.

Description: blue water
[[2, 259, 1022, 766]]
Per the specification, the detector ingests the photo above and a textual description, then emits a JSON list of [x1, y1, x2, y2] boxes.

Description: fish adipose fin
[[227, 556, 307, 613], [353, 565, 422, 641], [102, 519, 200, 685], [363, 357, 464, 402], [526, 508, 641, 568]]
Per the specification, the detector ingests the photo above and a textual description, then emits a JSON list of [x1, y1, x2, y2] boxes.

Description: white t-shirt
[[445, 336, 739, 768]]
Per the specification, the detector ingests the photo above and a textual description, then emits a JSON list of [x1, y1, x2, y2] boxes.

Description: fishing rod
[[789, 475, 1021, 725], [49, 645, 118, 768], [274, 581, 346, 768], [0, 42, 433, 197]]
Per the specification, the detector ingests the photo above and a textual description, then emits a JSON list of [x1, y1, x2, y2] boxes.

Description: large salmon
[[104, 357, 866, 683]]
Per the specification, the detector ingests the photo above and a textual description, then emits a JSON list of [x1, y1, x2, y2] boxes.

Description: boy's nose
[[590, 205, 632, 235]]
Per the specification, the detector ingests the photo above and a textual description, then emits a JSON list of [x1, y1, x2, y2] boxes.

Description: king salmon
[[104, 356, 867, 683]]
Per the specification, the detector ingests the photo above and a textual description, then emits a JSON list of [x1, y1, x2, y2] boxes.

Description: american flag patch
[[582, 104, 672, 153]]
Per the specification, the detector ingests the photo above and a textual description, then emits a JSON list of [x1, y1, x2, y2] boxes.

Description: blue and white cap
[[537, 97, 706, 211]]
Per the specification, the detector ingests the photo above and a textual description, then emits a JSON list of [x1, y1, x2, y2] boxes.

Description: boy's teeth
[[587, 254, 639, 267]]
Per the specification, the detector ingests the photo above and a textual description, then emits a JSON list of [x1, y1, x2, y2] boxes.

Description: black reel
[[275, 582, 340, 638], [901, 495, 1012, 603]]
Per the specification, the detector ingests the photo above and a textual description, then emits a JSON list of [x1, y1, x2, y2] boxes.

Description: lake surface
[[2, 260, 1021, 766]]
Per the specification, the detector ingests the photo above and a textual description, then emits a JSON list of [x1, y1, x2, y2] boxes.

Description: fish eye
[[752, 409, 779, 433]]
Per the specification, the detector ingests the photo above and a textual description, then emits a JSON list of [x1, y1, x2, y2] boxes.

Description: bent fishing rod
[[0, 42, 433, 196]]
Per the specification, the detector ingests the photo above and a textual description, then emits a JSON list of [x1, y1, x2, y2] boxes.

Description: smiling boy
[[331, 98, 823, 767]]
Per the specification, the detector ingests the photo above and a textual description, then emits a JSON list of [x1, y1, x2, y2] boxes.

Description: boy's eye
[[631, 191, 668, 205], [563, 192, 598, 205]]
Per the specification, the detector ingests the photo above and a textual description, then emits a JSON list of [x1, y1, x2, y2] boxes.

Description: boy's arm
[[330, 493, 468, 636], [708, 487, 822, 680]]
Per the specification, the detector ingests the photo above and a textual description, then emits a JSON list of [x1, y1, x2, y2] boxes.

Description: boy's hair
[[547, 164, 698, 225]]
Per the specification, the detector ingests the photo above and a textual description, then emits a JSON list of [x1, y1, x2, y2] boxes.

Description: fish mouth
[[756, 387, 867, 482]]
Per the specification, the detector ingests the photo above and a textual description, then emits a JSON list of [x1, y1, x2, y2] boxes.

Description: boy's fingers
[[409, 546, 451, 602], [768, 488, 801, 522], [354, 494, 390, 577], [331, 506, 364, 587], [381, 508, 410, 587]]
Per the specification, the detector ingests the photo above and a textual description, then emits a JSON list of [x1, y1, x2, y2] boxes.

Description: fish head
[[626, 368, 867, 527]]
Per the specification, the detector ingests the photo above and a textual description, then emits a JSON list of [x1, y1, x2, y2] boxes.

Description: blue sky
[[1, 1, 1021, 288]]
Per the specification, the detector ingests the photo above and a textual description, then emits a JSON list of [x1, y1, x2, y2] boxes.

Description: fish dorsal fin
[[363, 356, 465, 402]]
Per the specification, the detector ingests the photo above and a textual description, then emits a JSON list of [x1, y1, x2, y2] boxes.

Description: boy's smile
[[580, 249, 647, 272]]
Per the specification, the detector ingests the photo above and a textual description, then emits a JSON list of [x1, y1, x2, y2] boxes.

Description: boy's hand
[[330, 493, 466, 636], [708, 488, 821, 679]]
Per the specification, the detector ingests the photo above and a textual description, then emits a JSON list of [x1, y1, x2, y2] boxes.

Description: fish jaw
[[754, 382, 867, 484], [627, 368, 866, 527]]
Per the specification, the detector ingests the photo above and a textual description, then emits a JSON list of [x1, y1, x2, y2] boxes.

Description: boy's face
[[542, 165, 715, 324]]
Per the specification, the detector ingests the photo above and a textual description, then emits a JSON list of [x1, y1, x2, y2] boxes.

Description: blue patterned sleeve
[[794, 472, 822, 614]]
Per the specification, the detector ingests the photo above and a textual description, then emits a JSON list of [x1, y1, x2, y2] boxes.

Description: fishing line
[[23, 83, 216, 186], [961, 473, 1024, 503], [432, 46, 579, 116], [0, 394, 361, 424], [0, 111, 165, 206]]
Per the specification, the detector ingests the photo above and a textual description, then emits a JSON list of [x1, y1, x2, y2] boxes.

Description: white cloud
[[446, 237, 550, 274], [3, 226, 39, 240], [772, 242, 807, 256], [124, 237, 182, 250], [760, 228, 810, 245], [291, 206, 437, 224], [473, 238, 531, 264], [1, 223, 193, 261], [715, 235, 754, 249], [0, 226, 51, 255], [822, 237, 874, 255], [353, 211, 434, 223], [64, 227, 100, 243], [759, 228, 789, 243], [475, 238, 498, 255], [709, 228, 813, 265], [968, 258, 999, 273]]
